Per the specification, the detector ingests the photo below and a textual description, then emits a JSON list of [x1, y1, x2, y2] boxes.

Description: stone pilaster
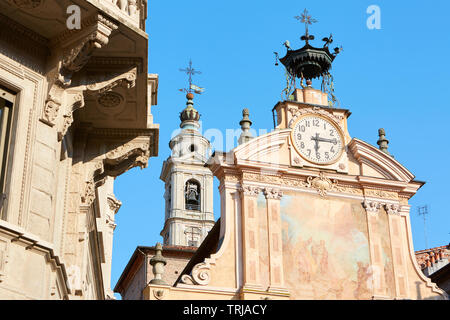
[[385, 204, 409, 299], [363, 200, 388, 299], [240, 185, 263, 292], [263, 188, 289, 296]]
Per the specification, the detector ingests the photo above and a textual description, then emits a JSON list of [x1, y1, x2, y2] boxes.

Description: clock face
[[291, 114, 344, 165]]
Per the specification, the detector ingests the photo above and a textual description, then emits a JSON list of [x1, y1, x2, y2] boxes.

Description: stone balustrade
[[100, 0, 146, 30]]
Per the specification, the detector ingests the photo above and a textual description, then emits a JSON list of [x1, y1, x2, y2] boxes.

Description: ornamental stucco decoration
[[42, 97, 60, 127], [59, 113, 73, 140], [107, 194, 122, 214], [240, 185, 261, 197], [306, 172, 338, 197], [59, 18, 118, 86], [385, 203, 400, 216], [263, 188, 283, 200], [81, 180, 96, 206], [363, 200, 381, 215], [288, 106, 344, 129], [242, 172, 283, 185], [180, 262, 211, 286], [152, 289, 165, 300], [97, 91, 123, 108], [85, 68, 137, 95], [106, 142, 150, 168], [364, 189, 399, 201], [41, 14, 119, 130]]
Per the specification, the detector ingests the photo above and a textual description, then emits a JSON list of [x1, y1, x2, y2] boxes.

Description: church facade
[[143, 84, 447, 300], [140, 15, 448, 300], [0, 0, 158, 299]]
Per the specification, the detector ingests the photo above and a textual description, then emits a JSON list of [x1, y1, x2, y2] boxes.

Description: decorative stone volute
[[149, 243, 167, 285]]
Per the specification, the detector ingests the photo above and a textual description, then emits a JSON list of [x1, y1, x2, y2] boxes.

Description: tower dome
[[179, 93, 200, 130]]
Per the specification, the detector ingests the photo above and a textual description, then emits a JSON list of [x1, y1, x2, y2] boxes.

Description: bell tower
[[159, 93, 215, 247]]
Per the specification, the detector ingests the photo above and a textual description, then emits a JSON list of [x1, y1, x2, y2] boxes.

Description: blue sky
[[111, 0, 450, 298]]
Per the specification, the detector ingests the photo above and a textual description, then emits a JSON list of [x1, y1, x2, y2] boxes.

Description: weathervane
[[179, 59, 205, 94], [295, 9, 317, 45]]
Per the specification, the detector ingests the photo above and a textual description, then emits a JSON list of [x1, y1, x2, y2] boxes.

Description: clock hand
[[311, 133, 320, 152], [316, 137, 338, 145]]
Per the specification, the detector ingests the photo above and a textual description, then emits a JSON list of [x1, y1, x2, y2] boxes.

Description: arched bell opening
[[185, 179, 201, 211]]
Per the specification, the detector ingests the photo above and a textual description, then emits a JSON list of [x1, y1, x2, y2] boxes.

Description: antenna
[[417, 205, 429, 249]]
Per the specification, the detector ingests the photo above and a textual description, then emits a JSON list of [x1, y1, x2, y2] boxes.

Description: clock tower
[[159, 93, 215, 247]]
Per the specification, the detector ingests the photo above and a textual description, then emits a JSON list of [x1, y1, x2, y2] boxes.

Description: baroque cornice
[[242, 172, 283, 185], [86, 56, 144, 73], [223, 173, 241, 183], [233, 170, 365, 198], [6, 0, 44, 10], [87, 127, 157, 138], [226, 164, 409, 201], [50, 13, 118, 47], [363, 188, 398, 201], [0, 12, 48, 46], [348, 138, 415, 183]]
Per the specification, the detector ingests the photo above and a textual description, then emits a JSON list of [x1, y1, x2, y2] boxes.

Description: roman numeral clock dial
[[291, 115, 344, 165]]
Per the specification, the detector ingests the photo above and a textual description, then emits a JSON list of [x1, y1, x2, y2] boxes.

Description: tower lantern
[[278, 9, 341, 81]]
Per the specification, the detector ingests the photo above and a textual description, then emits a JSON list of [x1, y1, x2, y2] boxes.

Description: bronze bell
[[187, 190, 198, 203]]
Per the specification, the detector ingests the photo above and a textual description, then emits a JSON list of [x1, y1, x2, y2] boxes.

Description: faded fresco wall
[[369, 206, 396, 297], [280, 192, 374, 299]]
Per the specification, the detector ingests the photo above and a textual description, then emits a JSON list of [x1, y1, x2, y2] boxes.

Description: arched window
[[185, 179, 200, 211]]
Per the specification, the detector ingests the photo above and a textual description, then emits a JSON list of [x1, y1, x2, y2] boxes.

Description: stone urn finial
[[238, 108, 254, 145], [149, 242, 167, 285], [377, 128, 390, 155]]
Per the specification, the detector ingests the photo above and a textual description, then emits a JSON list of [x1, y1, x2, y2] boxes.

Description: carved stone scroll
[[41, 14, 119, 128], [180, 262, 211, 286]]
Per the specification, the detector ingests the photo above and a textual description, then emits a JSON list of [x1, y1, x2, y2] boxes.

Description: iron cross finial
[[295, 9, 317, 45], [179, 59, 204, 94]]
